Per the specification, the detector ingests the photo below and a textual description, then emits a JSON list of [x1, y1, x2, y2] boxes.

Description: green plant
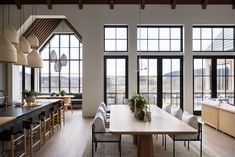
[[23, 89, 38, 97], [59, 90, 66, 96], [128, 93, 147, 109]]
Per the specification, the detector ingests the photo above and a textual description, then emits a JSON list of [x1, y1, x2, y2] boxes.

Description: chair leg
[[71, 104, 73, 114], [92, 142, 94, 157], [10, 135, 14, 157], [162, 134, 164, 146], [173, 136, 175, 157], [187, 141, 190, 150], [95, 142, 97, 152], [164, 134, 166, 150], [200, 140, 202, 157], [119, 141, 121, 157], [184, 141, 186, 147]]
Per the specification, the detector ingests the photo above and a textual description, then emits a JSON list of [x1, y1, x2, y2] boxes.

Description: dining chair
[[97, 106, 110, 128], [169, 111, 202, 157], [100, 102, 110, 114], [92, 112, 121, 157], [63, 97, 73, 113]]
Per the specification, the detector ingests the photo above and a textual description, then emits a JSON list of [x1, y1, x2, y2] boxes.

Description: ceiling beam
[[15, 0, 21, 9], [110, 0, 114, 9], [202, 0, 209, 9], [140, 0, 145, 9], [46, 0, 52, 9], [77, 0, 83, 9], [171, 0, 177, 9]]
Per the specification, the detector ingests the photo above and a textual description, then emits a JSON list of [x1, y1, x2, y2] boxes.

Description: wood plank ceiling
[[23, 18, 82, 48], [0, 0, 235, 10]]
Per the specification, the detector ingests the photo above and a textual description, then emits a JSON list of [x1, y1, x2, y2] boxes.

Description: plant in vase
[[128, 94, 147, 118], [23, 89, 38, 104], [59, 90, 66, 96]]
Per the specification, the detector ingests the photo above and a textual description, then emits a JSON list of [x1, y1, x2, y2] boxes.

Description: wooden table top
[[37, 95, 75, 99], [109, 105, 197, 135], [0, 117, 16, 126]]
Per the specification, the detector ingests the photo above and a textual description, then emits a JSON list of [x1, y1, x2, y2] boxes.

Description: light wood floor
[[34, 110, 235, 157]]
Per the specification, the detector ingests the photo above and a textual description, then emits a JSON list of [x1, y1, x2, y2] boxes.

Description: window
[[137, 26, 183, 52], [193, 58, 212, 111], [193, 26, 235, 52], [39, 33, 83, 93], [193, 57, 235, 114], [104, 56, 128, 105], [25, 67, 31, 90], [104, 25, 128, 52], [138, 57, 183, 108]]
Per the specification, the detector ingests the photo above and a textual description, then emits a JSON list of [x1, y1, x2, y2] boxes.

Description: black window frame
[[137, 25, 183, 52], [193, 56, 235, 115], [104, 25, 128, 52], [104, 56, 129, 105], [39, 33, 83, 94], [137, 56, 183, 109], [193, 26, 235, 52]]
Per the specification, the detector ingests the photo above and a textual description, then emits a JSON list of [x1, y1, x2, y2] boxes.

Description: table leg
[[137, 134, 154, 157]]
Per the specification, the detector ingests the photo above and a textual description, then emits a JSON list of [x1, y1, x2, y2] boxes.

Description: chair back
[[100, 102, 107, 112], [64, 97, 71, 106], [162, 103, 171, 113], [93, 112, 105, 133], [171, 107, 183, 119], [97, 106, 107, 121], [182, 111, 199, 139]]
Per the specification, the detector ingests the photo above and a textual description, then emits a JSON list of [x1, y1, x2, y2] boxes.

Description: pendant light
[[18, 5, 31, 54], [27, 49, 43, 68], [4, 5, 19, 45], [15, 5, 28, 66], [27, 3, 43, 68], [0, 5, 17, 63]]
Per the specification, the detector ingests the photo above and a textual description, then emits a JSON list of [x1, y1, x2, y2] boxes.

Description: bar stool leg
[[2, 141, 6, 157], [10, 135, 14, 157], [24, 128, 27, 157], [30, 125, 33, 157]]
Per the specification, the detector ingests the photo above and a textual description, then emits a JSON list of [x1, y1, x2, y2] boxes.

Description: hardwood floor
[[34, 110, 235, 157]]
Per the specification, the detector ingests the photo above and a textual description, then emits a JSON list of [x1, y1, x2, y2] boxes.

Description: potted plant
[[23, 89, 38, 103], [128, 93, 147, 113], [59, 90, 66, 96]]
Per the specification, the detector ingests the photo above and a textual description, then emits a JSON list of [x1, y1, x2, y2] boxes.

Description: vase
[[137, 110, 145, 120], [26, 96, 35, 103]]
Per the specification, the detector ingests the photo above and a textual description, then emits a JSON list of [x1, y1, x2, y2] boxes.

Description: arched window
[[39, 33, 83, 94]]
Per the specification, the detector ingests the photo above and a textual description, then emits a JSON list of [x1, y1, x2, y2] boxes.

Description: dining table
[[109, 104, 197, 157]]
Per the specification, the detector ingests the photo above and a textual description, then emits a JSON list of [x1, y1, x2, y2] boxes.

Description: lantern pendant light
[[15, 5, 28, 66], [27, 3, 43, 68], [0, 5, 17, 63]]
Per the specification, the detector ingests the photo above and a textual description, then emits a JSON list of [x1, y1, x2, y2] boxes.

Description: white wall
[[2, 5, 235, 117]]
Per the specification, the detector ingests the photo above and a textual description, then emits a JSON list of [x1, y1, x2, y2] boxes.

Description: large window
[[138, 57, 183, 108], [104, 25, 128, 52], [39, 33, 82, 93], [193, 57, 235, 114], [137, 26, 183, 52], [193, 26, 235, 52], [104, 56, 128, 105]]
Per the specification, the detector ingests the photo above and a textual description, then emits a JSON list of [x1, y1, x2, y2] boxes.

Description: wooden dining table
[[109, 105, 197, 157]]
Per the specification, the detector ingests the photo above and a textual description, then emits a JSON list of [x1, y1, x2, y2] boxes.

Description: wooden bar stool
[[59, 101, 65, 126], [40, 111, 51, 144], [63, 97, 73, 113], [23, 116, 41, 157], [50, 104, 60, 135], [0, 123, 26, 157]]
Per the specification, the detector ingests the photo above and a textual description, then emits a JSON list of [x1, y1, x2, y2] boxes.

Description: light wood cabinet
[[201, 101, 235, 137], [201, 104, 219, 129], [219, 110, 235, 137]]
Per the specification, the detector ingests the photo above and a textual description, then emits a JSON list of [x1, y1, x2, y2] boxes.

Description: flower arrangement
[[128, 93, 147, 111]]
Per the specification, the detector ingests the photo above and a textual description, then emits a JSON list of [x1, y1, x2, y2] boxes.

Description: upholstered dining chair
[[169, 111, 202, 157], [92, 112, 121, 157], [100, 102, 110, 114]]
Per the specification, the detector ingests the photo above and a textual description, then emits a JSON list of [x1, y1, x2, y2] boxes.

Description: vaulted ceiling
[[23, 18, 82, 48], [0, 0, 235, 10]]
